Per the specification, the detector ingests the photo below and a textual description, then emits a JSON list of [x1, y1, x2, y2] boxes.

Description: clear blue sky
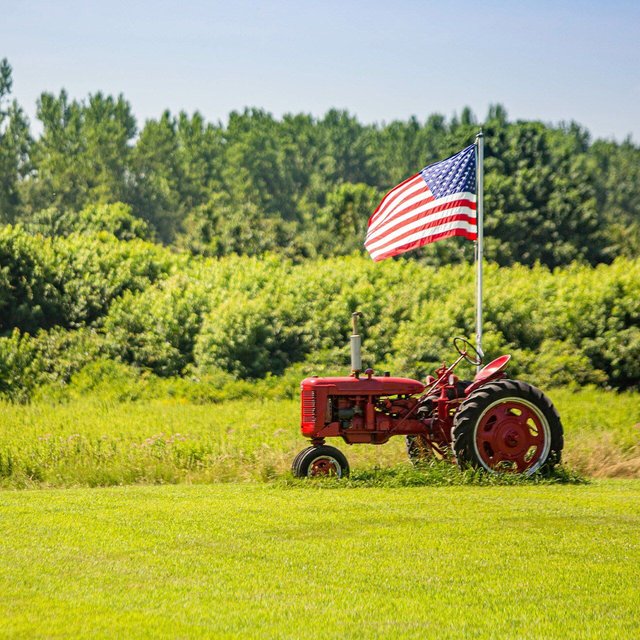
[[2, 0, 639, 141]]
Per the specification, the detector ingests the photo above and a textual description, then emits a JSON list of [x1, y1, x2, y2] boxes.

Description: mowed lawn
[[1, 481, 639, 639]]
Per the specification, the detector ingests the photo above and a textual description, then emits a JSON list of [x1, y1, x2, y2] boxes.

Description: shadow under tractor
[[292, 313, 563, 478]]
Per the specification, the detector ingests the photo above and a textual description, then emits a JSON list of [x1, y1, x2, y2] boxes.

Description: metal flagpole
[[475, 131, 484, 372]]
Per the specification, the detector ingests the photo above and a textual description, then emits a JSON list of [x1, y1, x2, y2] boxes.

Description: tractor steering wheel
[[453, 337, 483, 366]]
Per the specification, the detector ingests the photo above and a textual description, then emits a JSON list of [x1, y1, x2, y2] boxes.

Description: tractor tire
[[405, 435, 434, 464], [292, 445, 350, 478], [291, 446, 314, 473], [452, 379, 563, 476]]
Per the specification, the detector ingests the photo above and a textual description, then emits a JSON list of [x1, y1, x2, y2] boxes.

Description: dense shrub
[[0, 225, 179, 333], [103, 273, 212, 376], [0, 232, 639, 400], [0, 226, 61, 333], [23, 202, 152, 241], [195, 296, 309, 378], [0, 327, 104, 401], [92, 254, 640, 390]]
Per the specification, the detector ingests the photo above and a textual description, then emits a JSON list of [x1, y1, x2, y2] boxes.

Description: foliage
[[22, 202, 151, 241], [103, 274, 211, 376], [591, 138, 640, 259], [177, 192, 302, 258], [0, 58, 639, 264], [76, 202, 151, 240], [0, 225, 177, 334], [301, 182, 381, 257], [1, 244, 640, 400], [0, 59, 32, 224], [1, 59, 640, 399], [0, 327, 104, 402], [22, 89, 136, 214]]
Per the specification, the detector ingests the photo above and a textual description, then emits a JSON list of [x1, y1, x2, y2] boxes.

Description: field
[[1, 481, 639, 638], [2, 28, 640, 638], [2, 387, 639, 637], [0, 387, 639, 488]]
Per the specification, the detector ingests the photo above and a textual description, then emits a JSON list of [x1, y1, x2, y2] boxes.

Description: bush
[[1, 223, 640, 395], [0, 327, 104, 401], [103, 274, 211, 376], [195, 296, 308, 378], [179, 255, 640, 388], [0, 225, 178, 333], [23, 202, 152, 241]]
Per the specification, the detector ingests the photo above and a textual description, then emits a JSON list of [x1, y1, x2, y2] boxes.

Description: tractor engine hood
[[301, 376, 425, 396]]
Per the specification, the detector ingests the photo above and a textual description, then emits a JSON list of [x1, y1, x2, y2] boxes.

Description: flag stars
[[420, 145, 476, 198]]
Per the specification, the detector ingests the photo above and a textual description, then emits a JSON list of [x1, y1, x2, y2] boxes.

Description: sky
[[2, 0, 639, 142]]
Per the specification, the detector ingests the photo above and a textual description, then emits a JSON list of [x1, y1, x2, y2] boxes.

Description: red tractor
[[292, 313, 563, 478]]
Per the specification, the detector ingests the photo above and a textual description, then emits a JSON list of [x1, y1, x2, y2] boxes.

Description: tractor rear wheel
[[452, 379, 563, 475], [405, 435, 435, 464], [292, 445, 350, 478]]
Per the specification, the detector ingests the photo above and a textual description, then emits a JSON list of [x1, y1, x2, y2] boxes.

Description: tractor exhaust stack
[[350, 312, 363, 377]]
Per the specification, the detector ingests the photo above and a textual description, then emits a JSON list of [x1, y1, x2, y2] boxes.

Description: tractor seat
[[464, 354, 512, 395]]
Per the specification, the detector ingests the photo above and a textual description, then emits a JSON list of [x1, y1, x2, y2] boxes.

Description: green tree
[[0, 59, 32, 223], [221, 108, 300, 222], [130, 111, 183, 241], [23, 202, 151, 241], [590, 138, 640, 259], [482, 120, 605, 267], [23, 91, 135, 214], [131, 111, 224, 243], [178, 192, 301, 258], [305, 182, 380, 256]]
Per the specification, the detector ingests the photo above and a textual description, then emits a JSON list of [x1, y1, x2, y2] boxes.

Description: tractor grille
[[301, 389, 316, 423]]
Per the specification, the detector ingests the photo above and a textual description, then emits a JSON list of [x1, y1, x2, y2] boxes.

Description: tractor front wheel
[[292, 445, 350, 478], [452, 379, 563, 475]]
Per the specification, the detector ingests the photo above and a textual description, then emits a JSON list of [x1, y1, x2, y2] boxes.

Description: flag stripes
[[369, 225, 477, 262], [367, 174, 427, 235], [366, 193, 476, 249]]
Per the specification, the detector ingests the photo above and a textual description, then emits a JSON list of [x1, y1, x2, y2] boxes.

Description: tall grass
[[0, 386, 637, 488], [550, 387, 640, 477]]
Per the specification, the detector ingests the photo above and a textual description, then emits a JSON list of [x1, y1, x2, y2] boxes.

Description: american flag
[[365, 145, 477, 261]]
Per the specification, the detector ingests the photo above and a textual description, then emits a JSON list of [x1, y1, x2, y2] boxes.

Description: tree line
[[1, 58, 639, 267]]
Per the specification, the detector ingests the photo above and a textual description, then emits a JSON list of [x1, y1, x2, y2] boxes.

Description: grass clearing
[[1, 481, 639, 638], [0, 387, 638, 488]]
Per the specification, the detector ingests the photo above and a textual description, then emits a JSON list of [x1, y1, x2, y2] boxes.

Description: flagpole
[[475, 131, 484, 371]]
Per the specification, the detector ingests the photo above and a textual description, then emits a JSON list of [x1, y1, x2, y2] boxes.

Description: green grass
[[0, 387, 638, 488], [276, 461, 585, 488], [1, 481, 639, 638]]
